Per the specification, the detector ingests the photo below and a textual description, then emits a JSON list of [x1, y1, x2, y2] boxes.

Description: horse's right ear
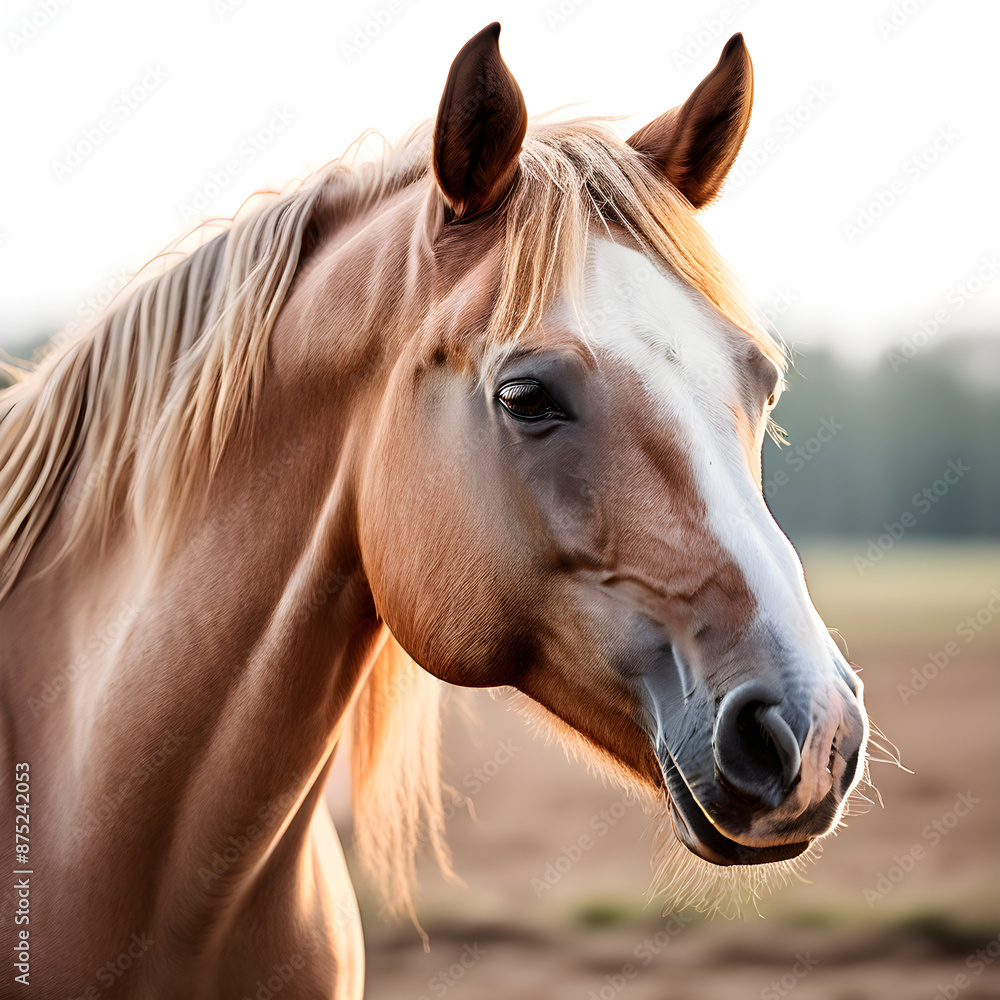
[[627, 33, 753, 208], [433, 22, 528, 220]]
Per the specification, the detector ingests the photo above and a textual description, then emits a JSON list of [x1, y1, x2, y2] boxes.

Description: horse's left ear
[[627, 33, 753, 208], [433, 22, 528, 219]]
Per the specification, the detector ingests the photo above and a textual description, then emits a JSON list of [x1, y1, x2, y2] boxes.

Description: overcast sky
[[2, 0, 997, 364]]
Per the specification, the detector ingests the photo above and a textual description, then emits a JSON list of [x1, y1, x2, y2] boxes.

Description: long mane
[[0, 117, 786, 921]]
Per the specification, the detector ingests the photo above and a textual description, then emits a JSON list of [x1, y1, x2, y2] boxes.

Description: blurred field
[[330, 541, 1000, 999]]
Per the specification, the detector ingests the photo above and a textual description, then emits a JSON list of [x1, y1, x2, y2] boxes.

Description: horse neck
[[1, 251, 398, 949]]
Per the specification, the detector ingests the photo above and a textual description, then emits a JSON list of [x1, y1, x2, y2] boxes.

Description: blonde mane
[[0, 117, 786, 922]]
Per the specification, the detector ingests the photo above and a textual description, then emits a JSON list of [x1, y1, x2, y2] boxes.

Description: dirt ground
[[326, 544, 1000, 999]]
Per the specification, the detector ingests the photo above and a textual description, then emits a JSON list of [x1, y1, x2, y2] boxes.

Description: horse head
[[356, 25, 869, 897]]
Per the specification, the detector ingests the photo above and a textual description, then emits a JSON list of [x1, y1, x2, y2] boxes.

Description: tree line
[[763, 336, 999, 539]]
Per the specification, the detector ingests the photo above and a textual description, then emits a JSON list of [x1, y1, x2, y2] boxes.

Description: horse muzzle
[[644, 651, 868, 867]]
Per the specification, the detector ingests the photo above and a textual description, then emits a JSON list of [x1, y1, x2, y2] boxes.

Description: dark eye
[[496, 379, 564, 421]]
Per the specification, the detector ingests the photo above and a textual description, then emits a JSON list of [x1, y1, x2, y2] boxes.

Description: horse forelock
[[491, 119, 785, 363]]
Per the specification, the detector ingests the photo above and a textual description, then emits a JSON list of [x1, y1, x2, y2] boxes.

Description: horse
[[0, 23, 871, 999]]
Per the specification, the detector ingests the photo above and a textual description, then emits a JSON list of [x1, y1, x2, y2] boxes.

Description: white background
[[2, 0, 997, 363]]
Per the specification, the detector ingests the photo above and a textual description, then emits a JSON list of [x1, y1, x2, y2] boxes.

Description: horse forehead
[[581, 239, 745, 400], [575, 238, 768, 486]]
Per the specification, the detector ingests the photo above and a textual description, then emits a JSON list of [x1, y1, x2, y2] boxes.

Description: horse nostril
[[713, 681, 803, 809], [755, 705, 803, 788]]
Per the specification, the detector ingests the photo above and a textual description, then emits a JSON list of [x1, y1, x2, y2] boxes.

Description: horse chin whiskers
[[489, 686, 659, 799], [838, 735, 887, 818], [492, 686, 874, 920], [642, 738, 883, 920], [644, 795, 826, 919]]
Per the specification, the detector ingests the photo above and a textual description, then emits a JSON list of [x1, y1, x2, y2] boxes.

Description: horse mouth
[[663, 752, 811, 867]]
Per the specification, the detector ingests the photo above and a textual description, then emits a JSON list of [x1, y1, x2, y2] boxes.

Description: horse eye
[[497, 379, 563, 421]]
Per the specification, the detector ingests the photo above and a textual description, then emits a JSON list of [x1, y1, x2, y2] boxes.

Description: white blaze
[[572, 238, 852, 706]]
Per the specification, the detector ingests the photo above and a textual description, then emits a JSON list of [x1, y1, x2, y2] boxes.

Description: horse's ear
[[433, 22, 528, 219], [627, 33, 753, 208]]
